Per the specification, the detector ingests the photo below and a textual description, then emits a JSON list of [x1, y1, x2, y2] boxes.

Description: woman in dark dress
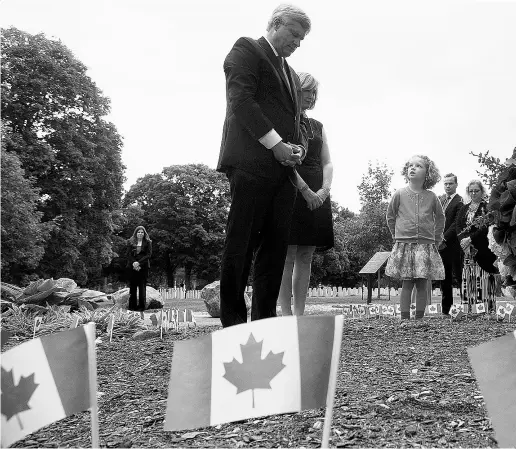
[[456, 180, 498, 312], [127, 226, 152, 311], [279, 72, 334, 316]]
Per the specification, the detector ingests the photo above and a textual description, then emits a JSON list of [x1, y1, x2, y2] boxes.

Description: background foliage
[[1, 27, 511, 291], [1, 27, 124, 285]]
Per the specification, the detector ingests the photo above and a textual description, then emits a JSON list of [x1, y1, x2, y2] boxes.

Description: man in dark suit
[[439, 173, 463, 315], [217, 5, 311, 327]]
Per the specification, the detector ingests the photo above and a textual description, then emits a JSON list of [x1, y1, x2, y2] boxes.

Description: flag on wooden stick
[[164, 315, 344, 432], [185, 309, 196, 327], [1, 329, 13, 350], [107, 314, 115, 343], [468, 331, 516, 448], [1, 324, 99, 448], [32, 317, 43, 339], [70, 316, 80, 330]]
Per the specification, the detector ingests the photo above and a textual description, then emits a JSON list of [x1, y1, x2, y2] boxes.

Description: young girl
[[385, 155, 445, 320]]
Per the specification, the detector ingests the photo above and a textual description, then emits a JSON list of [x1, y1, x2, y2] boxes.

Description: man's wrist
[[259, 129, 282, 149], [299, 184, 309, 193]]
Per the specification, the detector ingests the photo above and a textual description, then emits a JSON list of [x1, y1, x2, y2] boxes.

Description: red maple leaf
[[1, 366, 39, 430], [223, 333, 285, 408]]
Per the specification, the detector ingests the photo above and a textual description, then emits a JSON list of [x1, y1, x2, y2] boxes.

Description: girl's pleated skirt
[[386, 242, 445, 280]]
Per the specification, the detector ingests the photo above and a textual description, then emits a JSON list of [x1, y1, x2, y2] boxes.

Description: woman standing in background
[[127, 226, 152, 311]]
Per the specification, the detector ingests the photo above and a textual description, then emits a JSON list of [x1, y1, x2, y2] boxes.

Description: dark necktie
[[278, 56, 292, 96], [443, 196, 451, 210]]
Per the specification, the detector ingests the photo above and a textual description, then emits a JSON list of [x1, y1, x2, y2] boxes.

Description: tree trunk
[[166, 253, 177, 288], [185, 264, 192, 290]]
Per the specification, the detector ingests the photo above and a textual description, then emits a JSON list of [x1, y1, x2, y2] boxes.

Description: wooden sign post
[[359, 252, 392, 304]]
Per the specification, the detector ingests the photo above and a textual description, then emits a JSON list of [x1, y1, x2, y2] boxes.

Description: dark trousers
[[220, 168, 297, 328], [439, 246, 462, 314], [129, 266, 148, 310]]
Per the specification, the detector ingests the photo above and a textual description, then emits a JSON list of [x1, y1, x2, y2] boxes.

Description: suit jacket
[[217, 36, 308, 180], [439, 193, 463, 247], [126, 240, 152, 269], [456, 201, 497, 273]]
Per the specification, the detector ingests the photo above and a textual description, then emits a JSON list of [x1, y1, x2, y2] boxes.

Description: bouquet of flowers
[[486, 147, 516, 291]]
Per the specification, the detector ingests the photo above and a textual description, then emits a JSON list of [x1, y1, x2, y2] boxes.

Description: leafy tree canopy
[[1, 27, 125, 285], [123, 164, 230, 287], [470, 149, 507, 189]]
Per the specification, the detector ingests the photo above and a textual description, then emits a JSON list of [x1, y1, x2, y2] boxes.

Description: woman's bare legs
[[292, 245, 316, 315], [279, 245, 297, 315]]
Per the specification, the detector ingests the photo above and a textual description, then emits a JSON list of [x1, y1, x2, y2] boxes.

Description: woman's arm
[[469, 203, 489, 245], [294, 170, 323, 211], [127, 242, 137, 263], [137, 241, 152, 264], [456, 204, 470, 241], [315, 126, 333, 202]]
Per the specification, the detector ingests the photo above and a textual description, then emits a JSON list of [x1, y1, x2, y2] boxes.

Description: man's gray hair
[[266, 4, 311, 33]]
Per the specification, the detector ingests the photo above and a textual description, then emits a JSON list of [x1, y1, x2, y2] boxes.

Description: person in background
[[385, 155, 445, 321], [438, 173, 463, 315], [279, 72, 334, 316], [127, 226, 152, 311], [217, 4, 311, 327], [456, 179, 498, 311]]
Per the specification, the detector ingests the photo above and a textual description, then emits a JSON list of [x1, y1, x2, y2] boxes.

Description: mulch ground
[[7, 312, 516, 449]]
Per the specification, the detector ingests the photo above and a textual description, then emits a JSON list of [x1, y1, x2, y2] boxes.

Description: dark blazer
[[126, 240, 152, 269], [217, 36, 307, 180], [439, 194, 463, 247], [456, 201, 497, 273]]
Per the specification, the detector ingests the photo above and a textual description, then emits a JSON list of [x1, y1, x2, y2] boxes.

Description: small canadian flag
[[450, 305, 466, 320]]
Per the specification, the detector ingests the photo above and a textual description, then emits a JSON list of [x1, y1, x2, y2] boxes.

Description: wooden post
[[377, 270, 381, 300], [367, 274, 373, 304]]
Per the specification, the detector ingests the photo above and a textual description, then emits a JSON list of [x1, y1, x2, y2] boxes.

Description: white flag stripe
[[210, 316, 301, 425], [1, 339, 66, 448]]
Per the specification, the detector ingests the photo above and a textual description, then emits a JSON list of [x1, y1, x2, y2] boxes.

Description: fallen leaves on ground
[[6, 315, 516, 448]]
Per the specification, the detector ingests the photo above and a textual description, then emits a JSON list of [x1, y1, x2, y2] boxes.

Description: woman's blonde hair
[[297, 72, 319, 109], [464, 179, 487, 202]]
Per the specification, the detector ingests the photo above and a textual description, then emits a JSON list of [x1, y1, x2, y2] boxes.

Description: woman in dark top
[[456, 180, 498, 311], [127, 226, 152, 311], [279, 72, 334, 316]]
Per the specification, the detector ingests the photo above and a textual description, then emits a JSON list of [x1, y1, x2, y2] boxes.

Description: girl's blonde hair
[[401, 155, 441, 190]]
